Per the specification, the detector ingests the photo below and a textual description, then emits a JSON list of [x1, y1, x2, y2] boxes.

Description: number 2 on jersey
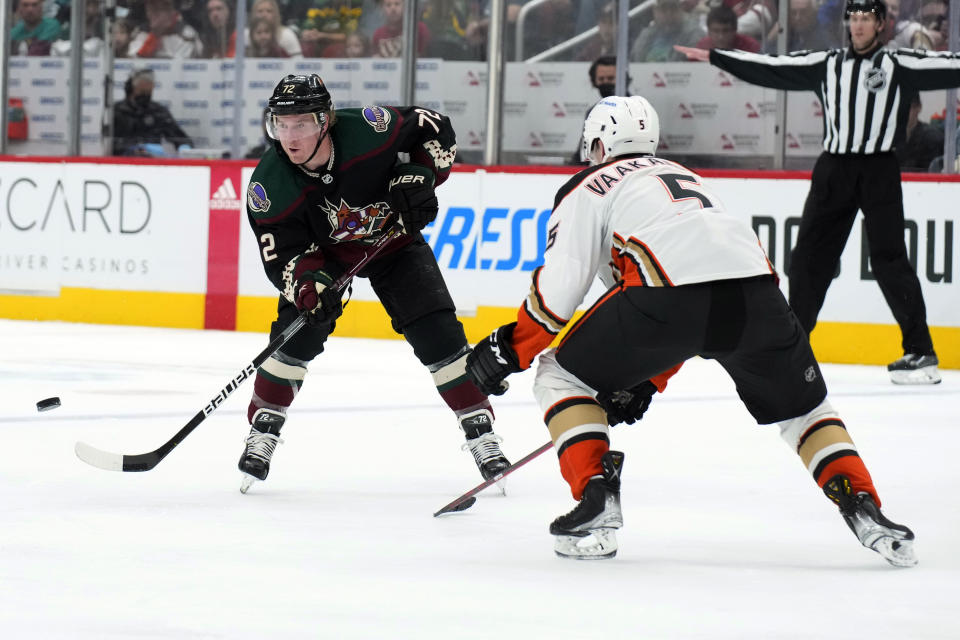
[[260, 233, 278, 262]]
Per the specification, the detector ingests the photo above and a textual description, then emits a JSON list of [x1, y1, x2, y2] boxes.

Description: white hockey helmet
[[581, 95, 660, 163]]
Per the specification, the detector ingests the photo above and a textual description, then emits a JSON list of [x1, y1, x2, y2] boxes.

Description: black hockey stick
[[75, 223, 401, 472], [433, 440, 554, 516]]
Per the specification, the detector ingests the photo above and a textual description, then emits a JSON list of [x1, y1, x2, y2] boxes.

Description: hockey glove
[[596, 380, 657, 427], [294, 270, 344, 325], [466, 322, 523, 396], [388, 163, 438, 234]]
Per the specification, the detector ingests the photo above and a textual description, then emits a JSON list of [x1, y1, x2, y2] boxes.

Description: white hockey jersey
[[510, 155, 775, 369]]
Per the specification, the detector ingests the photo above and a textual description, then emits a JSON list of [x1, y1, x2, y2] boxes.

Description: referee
[[675, 0, 960, 384]]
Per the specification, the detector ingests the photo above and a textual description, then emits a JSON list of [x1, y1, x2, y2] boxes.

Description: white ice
[[1, 319, 958, 639]]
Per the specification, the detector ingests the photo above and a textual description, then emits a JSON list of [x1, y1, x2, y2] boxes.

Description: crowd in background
[[7, 0, 959, 168], [7, 0, 955, 61]]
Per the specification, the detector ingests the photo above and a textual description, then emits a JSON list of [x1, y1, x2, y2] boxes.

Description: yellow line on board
[[3, 290, 956, 369], [239, 297, 959, 370], [0, 288, 204, 328]]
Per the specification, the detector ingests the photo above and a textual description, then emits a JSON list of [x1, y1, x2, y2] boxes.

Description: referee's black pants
[[787, 151, 934, 356]]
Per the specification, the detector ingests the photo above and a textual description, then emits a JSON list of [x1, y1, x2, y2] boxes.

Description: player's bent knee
[[534, 351, 598, 416], [777, 398, 841, 451]]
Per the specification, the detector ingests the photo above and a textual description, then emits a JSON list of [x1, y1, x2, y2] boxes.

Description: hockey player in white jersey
[[465, 95, 917, 566]]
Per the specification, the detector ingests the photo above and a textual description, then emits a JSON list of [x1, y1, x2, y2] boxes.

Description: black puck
[[36, 397, 61, 412]]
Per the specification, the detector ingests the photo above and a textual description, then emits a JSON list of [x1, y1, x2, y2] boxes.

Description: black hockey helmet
[[267, 74, 332, 116], [844, 0, 886, 20]]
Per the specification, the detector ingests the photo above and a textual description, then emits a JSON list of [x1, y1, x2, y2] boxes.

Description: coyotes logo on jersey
[[321, 198, 392, 242]]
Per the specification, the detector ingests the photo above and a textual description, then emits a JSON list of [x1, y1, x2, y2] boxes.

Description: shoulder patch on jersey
[[247, 181, 271, 213], [361, 106, 391, 132]]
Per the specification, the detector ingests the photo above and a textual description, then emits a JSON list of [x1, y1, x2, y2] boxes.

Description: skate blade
[[239, 473, 258, 494], [872, 537, 918, 568], [554, 528, 618, 560], [890, 367, 941, 385], [495, 476, 507, 496]]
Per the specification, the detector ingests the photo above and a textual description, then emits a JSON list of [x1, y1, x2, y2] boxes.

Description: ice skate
[[550, 451, 624, 560], [887, 353, 941, 385], [459, 409, 510, 493], [238, 408, 285, 494], [823, 474, 917, 567]]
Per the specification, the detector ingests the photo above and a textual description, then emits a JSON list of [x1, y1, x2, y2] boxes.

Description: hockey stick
[[75, 223, 402, 472], [433, 440, 554, 516]]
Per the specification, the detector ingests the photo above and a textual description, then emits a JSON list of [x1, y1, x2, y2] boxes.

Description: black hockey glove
[[466, 322, 523, 396], [596, 380, 657, 427], [388, 163, 438, 234], [294, 270, 343, 325]]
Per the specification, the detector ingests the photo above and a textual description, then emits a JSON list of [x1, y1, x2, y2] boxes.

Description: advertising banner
[[0, 162, 209, 295], [235, 167, 958, 328]]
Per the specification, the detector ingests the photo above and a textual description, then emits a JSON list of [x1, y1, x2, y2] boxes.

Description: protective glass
[[266, 112, 326, 142]]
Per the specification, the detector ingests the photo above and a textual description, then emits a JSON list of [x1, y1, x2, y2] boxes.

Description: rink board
[[1, 157, 957, 368]]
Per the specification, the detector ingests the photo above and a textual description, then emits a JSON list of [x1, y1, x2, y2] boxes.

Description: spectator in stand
[[248, 0, 303, 57], [112, 18, 133, 57], [696, 4, 760, 52], [299, 0, 362, 58], [202, 0, 236, 58], [887, 0, 925, 47], [911, 0, 949, 50], [372, 0, 430, 57], [9, 0, 61, 55], [464, 1, 535, 59], [51, 0, 106, 56], [724, 0, 778, 43], [121, 0, 150, 33], [422, 0, 482, 60], [343, 30, 371, 56], [882, 0, 902, 44], [129, 0, 204, 58], [575, 0, 616, 61], [896, 94, 944, 171], [176, 0, 209, 32], [569, 55, 631, 164], [630, 0, 705, 62], [788, 0, 837, 51], [113, 67, 194, 156], [248, 15, 290, 56]]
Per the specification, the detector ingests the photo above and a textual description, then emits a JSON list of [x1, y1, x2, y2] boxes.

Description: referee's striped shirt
[[710, 46, 960, 154]]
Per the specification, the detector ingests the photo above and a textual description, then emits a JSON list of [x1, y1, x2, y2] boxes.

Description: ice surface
[[1, 319, 957, 639]]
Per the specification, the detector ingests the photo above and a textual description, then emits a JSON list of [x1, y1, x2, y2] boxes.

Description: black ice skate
[[887, 353, 941, 385], [550, 451, 625, 560], [823, 474, 917, 567], [459, 409, 510, 490], [238, 408, 285, 494]]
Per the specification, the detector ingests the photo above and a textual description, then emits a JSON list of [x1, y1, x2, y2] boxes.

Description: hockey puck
[[36, 397, 61, 412]]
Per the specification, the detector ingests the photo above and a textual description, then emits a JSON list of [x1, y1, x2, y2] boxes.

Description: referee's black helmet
[[844, 0, 887, 20]]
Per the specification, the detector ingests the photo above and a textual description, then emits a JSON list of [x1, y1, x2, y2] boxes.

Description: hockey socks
[[779, 401, 880, 506], [429, 349, 494, 424], [544, 396, 610, 500], [246, 353, 308, 423]]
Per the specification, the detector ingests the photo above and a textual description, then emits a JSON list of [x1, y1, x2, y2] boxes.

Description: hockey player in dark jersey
[[238, 73, 510, 493], [466, 95, 916, 567]]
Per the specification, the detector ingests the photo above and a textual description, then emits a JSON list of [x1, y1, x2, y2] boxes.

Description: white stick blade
[[75, 441, 124, 471]]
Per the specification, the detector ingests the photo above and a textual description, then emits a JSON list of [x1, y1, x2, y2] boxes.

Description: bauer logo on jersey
[[863, 68, 887, 92], [322, 197, 391, 242], [362, 106, 391, 132], [247, 182, 271, 213]]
